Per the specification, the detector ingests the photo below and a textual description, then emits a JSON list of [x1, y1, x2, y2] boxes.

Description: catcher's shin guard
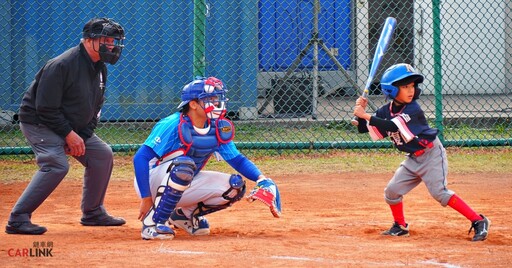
[[152, 156, 196, 224]]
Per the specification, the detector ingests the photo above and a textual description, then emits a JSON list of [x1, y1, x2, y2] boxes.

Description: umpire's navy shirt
[[18, 43, 106, 140]]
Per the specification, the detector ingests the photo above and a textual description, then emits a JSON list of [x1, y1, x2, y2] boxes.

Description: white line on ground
[[156, 243, 206, 255], [419, 259, 462, 268], [271, 255, 325, 262], [155, 244, 463, 267]]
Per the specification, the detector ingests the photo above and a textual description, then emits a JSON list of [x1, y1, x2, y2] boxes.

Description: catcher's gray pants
[[9, 123, 114, 223]]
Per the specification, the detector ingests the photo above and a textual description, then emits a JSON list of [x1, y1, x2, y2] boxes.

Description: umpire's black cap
[[82, 17, 124, 39]]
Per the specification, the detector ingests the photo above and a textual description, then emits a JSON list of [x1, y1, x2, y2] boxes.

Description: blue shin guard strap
[[153, 186, 183, 224]]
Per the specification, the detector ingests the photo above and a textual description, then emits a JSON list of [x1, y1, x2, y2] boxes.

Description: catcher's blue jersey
[[367, 100, 438, 153], [144, 112, 240, 170], [134, 112, 262, 198]]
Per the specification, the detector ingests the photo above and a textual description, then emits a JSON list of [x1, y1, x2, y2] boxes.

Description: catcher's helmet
[[82, 17, 125, 64], [178, 77, 228, 119], [380, 63, 424, 99]]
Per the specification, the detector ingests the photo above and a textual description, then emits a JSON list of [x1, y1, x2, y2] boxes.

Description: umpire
[[5, 17, 127, 235]]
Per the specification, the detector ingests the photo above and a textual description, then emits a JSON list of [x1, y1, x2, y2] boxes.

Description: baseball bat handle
[[350, 89, 369, 126]]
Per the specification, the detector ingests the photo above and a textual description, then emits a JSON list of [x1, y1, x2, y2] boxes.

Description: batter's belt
[[410, 138, 439, 157]]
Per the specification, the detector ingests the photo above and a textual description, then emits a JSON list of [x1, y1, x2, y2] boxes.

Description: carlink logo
[[7, 241, 53, 257]]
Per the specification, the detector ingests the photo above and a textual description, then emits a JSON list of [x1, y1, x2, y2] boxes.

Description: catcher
[[133, 76, 281, 240], [353, 63, 489, 241]]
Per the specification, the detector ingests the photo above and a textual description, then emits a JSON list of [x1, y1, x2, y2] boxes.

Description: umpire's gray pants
[[9, 123, 114, 222]]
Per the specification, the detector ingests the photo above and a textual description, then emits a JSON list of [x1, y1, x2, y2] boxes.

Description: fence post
[[193, 0, 206, 77], [432, 0, 444, 142]]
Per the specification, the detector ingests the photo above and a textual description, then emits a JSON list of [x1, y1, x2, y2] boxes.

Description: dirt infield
[[1, 170, 511, 267]]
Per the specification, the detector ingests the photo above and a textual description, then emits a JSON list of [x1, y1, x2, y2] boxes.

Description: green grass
[[1, 120, 511, 147], [1, 147, 510, 183]]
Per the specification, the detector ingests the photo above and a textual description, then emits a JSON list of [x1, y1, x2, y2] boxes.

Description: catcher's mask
[[82, 17, 125, 64], [380, 63, 424, 100], [178, 77, 228, 119]]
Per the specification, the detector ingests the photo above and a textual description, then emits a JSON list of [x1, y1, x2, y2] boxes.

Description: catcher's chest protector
[[178, 116, 234, 170]]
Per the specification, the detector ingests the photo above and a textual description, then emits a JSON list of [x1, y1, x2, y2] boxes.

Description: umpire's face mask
[[98, 37, 124, 65]]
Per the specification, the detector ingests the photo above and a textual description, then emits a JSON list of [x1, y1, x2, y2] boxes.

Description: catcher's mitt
[[246, 178, 282, 218]]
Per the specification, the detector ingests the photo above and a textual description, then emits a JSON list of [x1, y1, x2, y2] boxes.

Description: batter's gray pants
[[8, 123, 113, 223], [383, 137, 454, 207]]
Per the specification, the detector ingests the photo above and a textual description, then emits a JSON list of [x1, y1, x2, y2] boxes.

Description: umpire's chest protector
[[178, 115, 235, 169]]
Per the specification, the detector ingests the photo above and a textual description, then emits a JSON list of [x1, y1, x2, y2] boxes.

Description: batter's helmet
[[380, 63, 424, 99], [178, 77, 228, 119], [82, 17, 125, 64]]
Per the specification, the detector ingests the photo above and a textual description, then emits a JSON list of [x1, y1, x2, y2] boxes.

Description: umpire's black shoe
[[80, 213, 126, 226], [5, 221, 47, 235], [469, 214, 490, 241]]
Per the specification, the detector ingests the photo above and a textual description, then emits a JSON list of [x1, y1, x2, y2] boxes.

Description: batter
[[353, 63, 489, 241]]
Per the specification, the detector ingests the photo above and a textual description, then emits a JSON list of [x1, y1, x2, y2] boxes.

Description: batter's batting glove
[[246, 178, 282, 218]]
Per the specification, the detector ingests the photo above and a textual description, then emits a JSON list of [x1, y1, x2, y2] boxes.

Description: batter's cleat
[[169, 209, 210, 236], [80, 213, 126, 226], [5, 221, 47, 235], [381, 222, 410, 237], [141, 224, 175, 240], [469, 214, 490, 241]]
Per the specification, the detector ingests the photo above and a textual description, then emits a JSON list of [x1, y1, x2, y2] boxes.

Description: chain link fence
[[1, 0, 511, 157]]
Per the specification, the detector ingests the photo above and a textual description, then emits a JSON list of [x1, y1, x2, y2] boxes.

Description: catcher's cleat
[[469, 214, 490, 242], [169, 209, 210, 236], [381, 222, 409, 237], [155, 223, 175, 234], [141, 224, 175, 240]]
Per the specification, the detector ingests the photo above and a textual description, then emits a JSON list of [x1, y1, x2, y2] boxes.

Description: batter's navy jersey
[[365, 101, 438, 153]]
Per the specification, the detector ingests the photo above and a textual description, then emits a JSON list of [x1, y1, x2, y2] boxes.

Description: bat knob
[[350, 119, 359, 126]]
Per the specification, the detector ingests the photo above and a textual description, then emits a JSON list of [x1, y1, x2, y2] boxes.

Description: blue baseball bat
[[352, 17, 397, 126]]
